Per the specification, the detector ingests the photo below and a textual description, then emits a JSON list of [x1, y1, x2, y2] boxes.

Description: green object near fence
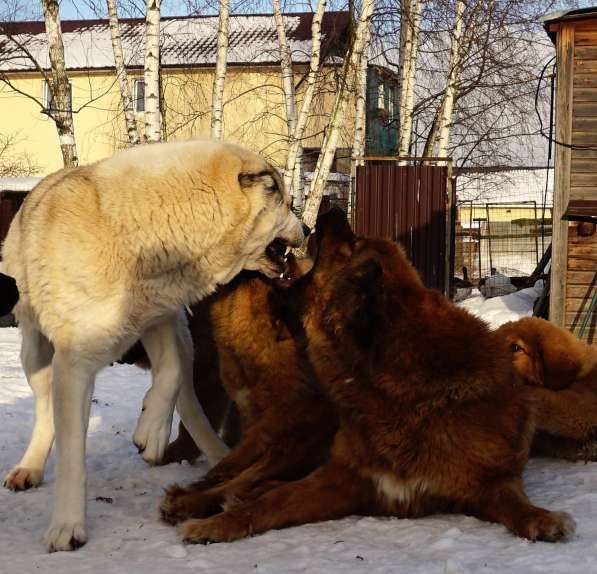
[[578, 290, 597, 340]]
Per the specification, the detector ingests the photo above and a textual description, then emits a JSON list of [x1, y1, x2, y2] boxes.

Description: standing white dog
[[2, 139, 306, 552]]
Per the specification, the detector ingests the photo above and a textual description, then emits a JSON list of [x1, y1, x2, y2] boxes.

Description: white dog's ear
[[238, 168, 282, 194]]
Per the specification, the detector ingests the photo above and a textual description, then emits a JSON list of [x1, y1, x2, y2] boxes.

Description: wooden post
[[549, 23, 574, 327], [444, 162, 454, 297]]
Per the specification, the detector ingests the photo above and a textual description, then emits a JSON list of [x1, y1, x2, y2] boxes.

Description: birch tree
[[434, 0, 465, 161], [351, 23, 372, 167], [272, 0, 299, 197], [397, 0, 423, 159], [283, 0, 327, 214], [144, 0, 161, 142], [301, 0, 375, 230], [41, 0, 78, 166], [210, 0, 229, 139], [107, 0, 140, 145]]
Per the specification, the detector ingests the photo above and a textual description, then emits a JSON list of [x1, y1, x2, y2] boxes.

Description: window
[[134, 79, 145, 113], [377, 82, 385, 110], [42, 80, 72, 115]]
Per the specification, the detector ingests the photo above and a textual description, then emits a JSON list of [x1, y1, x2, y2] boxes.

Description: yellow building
[[0, 12, 399, 176]]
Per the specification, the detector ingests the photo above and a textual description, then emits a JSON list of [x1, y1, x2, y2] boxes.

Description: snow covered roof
[[0, 12, 350, 72], [456, 168, 554, 205]]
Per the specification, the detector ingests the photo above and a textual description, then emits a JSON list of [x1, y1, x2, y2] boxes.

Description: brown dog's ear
[[330, 258, 384, 348], [315, 206, 356, 246], [540, 337, 583, 390]]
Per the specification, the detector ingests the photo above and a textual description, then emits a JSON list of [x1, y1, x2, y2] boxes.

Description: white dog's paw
[[46, 522, 87, 552], [133, 413, 172, 465], [4, 467, 44, 491]]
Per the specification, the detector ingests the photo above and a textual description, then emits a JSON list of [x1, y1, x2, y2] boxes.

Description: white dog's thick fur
[[2, 139, 305, 552]]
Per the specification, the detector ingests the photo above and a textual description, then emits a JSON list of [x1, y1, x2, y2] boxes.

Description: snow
[[1, 316, 597, 573], [459, 281, 544, 329], [0, 14, 342, 71]]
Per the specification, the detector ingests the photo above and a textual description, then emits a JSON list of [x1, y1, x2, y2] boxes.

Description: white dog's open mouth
[[265, 238, 292, 280]]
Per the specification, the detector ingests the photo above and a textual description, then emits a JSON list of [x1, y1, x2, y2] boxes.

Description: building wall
[[0, 64, 358, 175], [548, 18, 597, 342]]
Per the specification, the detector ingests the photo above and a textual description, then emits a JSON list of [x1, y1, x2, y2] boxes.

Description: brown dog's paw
[[178, 513, 251, 544], [204, 464, 240, 486], [161, 484, 224, 524], [160, 484, 193, 525], [518, 510, 576, 542]]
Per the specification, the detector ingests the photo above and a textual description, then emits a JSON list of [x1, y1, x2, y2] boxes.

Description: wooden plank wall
[[550, 22, 574, 328], [566, 20, 597, 344]]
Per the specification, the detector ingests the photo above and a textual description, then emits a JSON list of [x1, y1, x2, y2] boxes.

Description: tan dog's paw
[[518, 510, 576, 542], [178, 513, 251, 544], [4, 467, 43, 491]]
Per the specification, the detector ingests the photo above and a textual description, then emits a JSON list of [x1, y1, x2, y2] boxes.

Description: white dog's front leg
[[45, 349, 95, 552]]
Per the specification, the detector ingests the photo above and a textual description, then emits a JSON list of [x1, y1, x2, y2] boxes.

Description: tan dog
[[2, 139, 306, 551], [497, 317, 597, 460], [170, 208, 575, 544]]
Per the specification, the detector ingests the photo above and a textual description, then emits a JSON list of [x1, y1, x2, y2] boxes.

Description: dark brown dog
[[172, 207, 575, 544], [497, 317, 597, 460], [160, 256, 337, 524]]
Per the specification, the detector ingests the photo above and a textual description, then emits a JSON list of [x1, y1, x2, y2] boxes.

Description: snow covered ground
[[1, 290, 597, 573], [459, 281, 544, 329]]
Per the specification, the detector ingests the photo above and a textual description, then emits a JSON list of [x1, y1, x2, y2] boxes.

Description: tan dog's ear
[[238, 169, 280, 194]]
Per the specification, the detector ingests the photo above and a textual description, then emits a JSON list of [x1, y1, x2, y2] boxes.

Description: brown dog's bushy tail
[[0, 272, 18, 316]]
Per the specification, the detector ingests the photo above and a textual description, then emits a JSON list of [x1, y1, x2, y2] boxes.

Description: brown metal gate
[[0, 192, 26, 248], [353, 161, 452, 293]]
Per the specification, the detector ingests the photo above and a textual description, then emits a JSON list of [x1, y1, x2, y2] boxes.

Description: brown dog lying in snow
[[159, 255, 337, 524], [166, 207, 575, 544], [497, 317, 597, 460]]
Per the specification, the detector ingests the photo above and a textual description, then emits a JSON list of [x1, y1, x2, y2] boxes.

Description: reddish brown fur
[[174, 208, 575, 544], [497, 317, 597, 460], [160, 258, 336, 525]]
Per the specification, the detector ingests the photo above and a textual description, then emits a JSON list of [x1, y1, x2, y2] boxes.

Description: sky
[[8, 0, 592, 22], [10, 0, 334, 21]]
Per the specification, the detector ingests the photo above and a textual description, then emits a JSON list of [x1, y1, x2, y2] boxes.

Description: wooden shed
[[544, 8, 597, 343]]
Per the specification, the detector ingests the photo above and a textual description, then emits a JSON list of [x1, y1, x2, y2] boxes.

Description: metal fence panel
[[354, 162, 449, 292]]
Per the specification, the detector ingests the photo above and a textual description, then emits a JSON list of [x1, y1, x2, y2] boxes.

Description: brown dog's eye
[[510, 343, 522, 353]]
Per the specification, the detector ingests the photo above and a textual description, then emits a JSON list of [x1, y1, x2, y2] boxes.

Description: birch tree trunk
[[351, 23, 371, 167], [435, 0, 465, 162], [284, 0, 327, 214], [211, 0, 229, 139], [41, 0, 78, 166], [301, 0, 375, 230], [107, 0, 140, 145], [397, 0, 423, 159], [348, 24, 371, 224], [273, 0, 298, 197], [144, 0, 161, 142]]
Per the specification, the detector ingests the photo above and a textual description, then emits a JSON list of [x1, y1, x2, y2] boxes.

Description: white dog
[[2, 139, 306, 551]]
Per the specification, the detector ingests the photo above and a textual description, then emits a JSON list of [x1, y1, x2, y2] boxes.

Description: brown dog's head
[[282, 207, 423, 350], [496, 317, 586, 390]]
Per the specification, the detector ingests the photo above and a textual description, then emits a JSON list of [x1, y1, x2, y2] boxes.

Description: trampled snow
[[1, 294, 596, 573]]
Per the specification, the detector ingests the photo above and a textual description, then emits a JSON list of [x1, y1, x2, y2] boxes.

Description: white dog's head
[[238, 167, 308, 280]]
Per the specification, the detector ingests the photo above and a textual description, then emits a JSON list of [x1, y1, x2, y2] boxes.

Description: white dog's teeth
[[279, 273, 284, 279], [284, 246, 291, 256]]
